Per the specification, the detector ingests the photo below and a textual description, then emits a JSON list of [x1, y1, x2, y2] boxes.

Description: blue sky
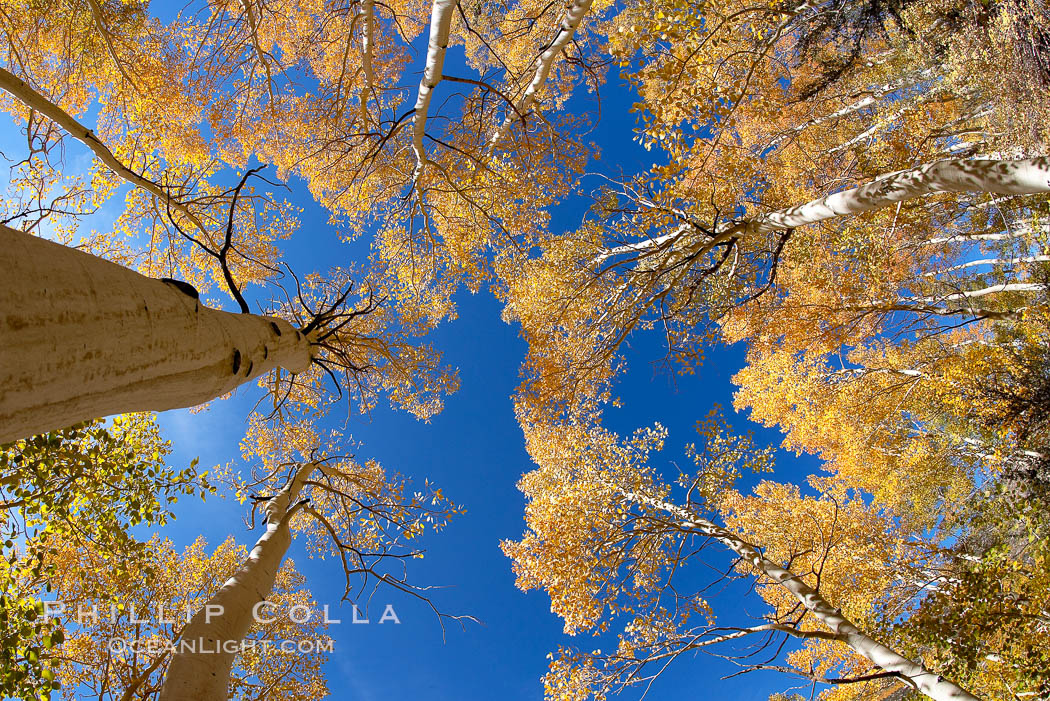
[[158, 290, 819, 701], [147, 61, 823, 700], [0, 29, 826, 701]]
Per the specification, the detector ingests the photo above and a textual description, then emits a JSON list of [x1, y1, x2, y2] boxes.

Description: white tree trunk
[[749, 158, 1050, 234], [907, 282, 1045, 304], [827, 102, 918, 155], [765, 69, 932, 152], [922, 255, 1050, 276], [411, 0, 459, 183], [598, 158, 1050, 263], [0, 224, 313, 443], [159, 464, 314, 701], [924, 224, 1049, 246], [621, 490, 980, 701], [359, 0, 376, 122], [484, 0, 594, 152]]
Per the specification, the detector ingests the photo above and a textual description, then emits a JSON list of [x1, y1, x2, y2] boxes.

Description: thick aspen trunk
[[622, 491, 980, 701], [159, 465, 314, 701], [0, 224, 313, 443]]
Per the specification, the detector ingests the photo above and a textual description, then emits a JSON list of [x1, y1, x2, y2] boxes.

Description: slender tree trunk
[[765, 69, 933, 152], [0, 224, 313, 443], [621, 490, 980, 701], [0, 65, 207, 234], [925, 224, 1048, 245], [411, 0, 458, 183], [484, 0, 595, 152], [907, 282, 1045, 303], [827, 102, 919, 155], [923, 255, 1050, 275], [159, 464, 314, 701], [748, 157, 1050, 234], [359, 0, 376, 121], [599, 157, 1050, 262]]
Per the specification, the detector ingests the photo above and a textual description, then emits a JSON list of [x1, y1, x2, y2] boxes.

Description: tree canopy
[[2, 0, 1049, 698]]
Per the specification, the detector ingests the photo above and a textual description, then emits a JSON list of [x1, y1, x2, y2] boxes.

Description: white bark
[[359, 0, 376, 122], [906, 282, 1045, 304], [944, 140, 975, 155], [922, 255, 1050, 276], [621, 490, 980, 701], [596, 223, 693, 263], [830, 367, 925, 381], [828, 99, 990, 158], [410, 0, 459, 183], [159, 464, 315, 701], [748, 158, 1050, 235], [924, 224, 1050, 246], [828, 104, 914, 155], [597, 158, 1050, 264], [765, 70, 933, 152], [835, 299, 1017, 320], [967, 195, 1015, 211], [484, 0, 595, 152], [0, 224, 313, 444], [961, 437, 1045, 461]]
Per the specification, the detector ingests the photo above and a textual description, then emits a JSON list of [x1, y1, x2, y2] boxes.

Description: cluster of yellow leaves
[[505, 419, 669, 634], [0, 414, 214, 700], [720, 480, 907, 629], [47, 534, 330, 700], [5, 0, 1050, 698]]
